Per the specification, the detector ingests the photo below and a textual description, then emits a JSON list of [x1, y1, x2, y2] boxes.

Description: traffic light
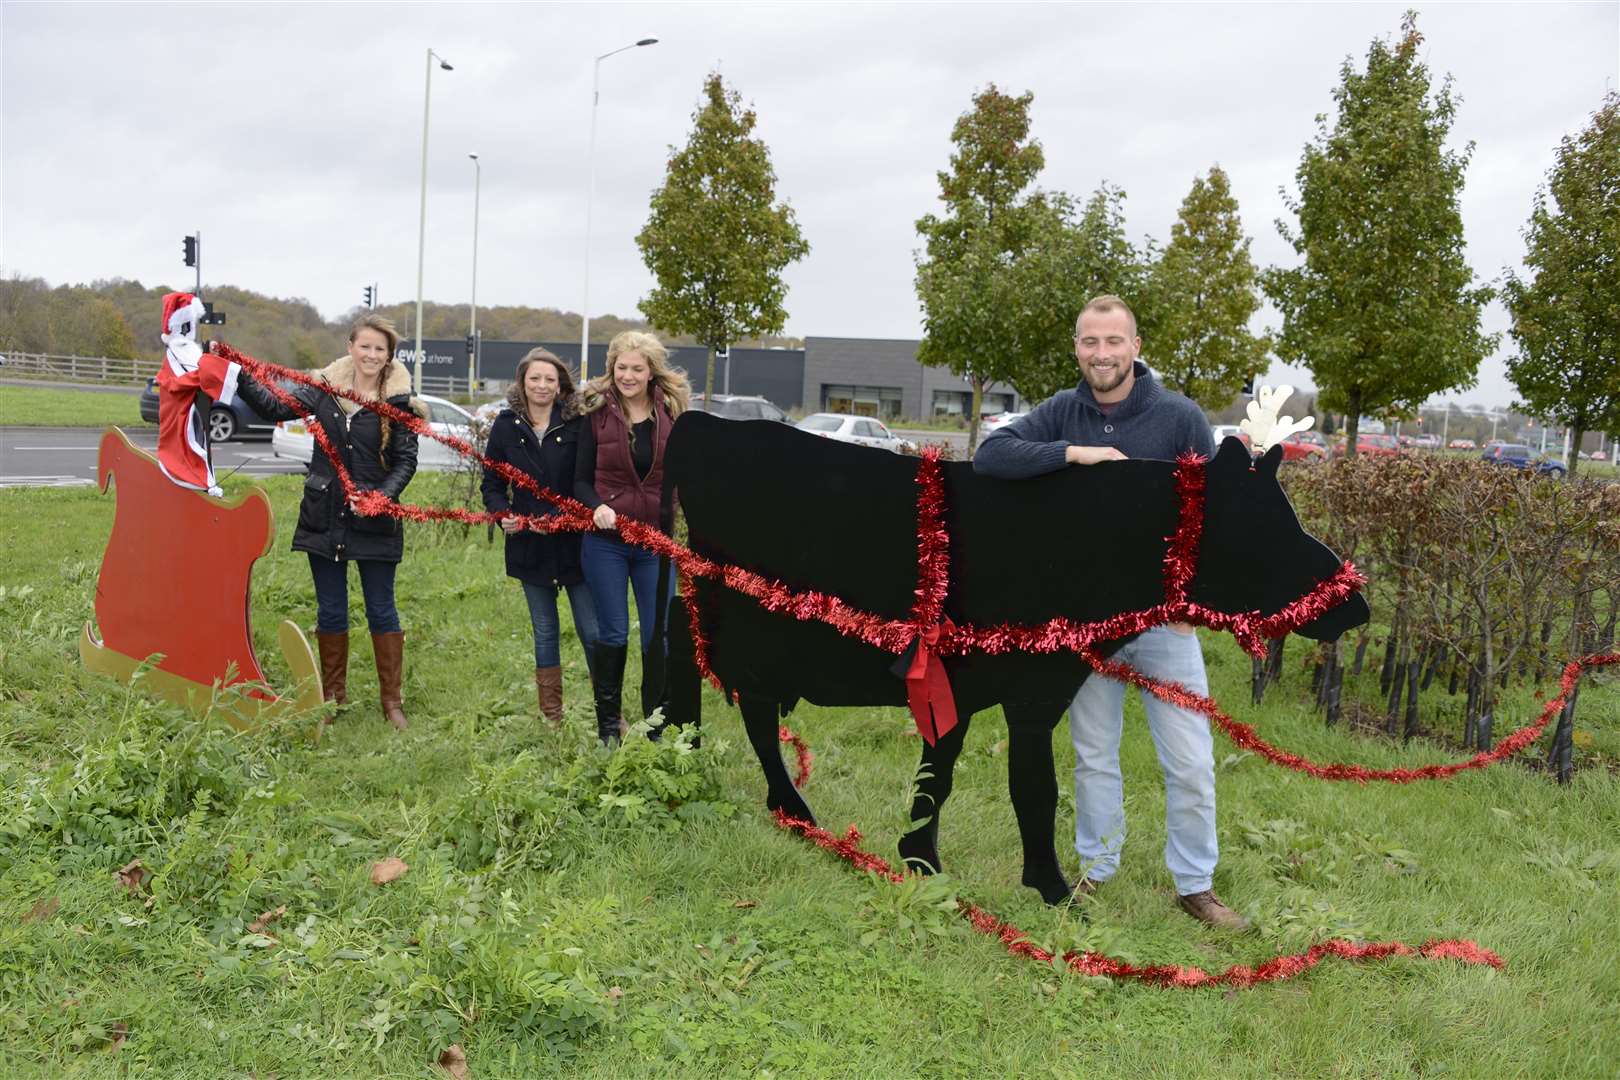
[[465, 333, 477, 356], [1242, 373, 1256, 396], [364, 285, 375, 309], [182, 235, 198, 267]]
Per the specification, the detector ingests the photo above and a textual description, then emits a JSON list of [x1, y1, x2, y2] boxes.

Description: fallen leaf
[[106, 1021, 129, 1052], [369, 857, 409, 886], [23, 896, 60, 923], [988, 738, 1008, 756], [731, 899, 758, 909], [606, 986, 624, 1002], [115, 860, 152, 895], [247, 905, 288, 934], [436, 1043, 469, 1080]]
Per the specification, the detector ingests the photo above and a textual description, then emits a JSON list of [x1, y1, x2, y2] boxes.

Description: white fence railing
[[2, 352, 161, 385], [1, 352, 487, 401]]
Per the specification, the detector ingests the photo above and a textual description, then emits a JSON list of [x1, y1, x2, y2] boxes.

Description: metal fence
[[2, 352, 161, 385], [1, 352, 487, 401]]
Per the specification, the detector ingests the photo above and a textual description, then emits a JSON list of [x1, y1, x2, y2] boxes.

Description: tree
[[1149, 166, 1269, 407], [1502, 93, 1620, 477], [914, 85, 1046, 451], [1264, 12, 1496, 455], [636, 73, 809, 401], [1012, 184, 1153, 404]]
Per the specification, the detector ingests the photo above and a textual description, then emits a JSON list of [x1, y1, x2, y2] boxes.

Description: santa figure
[[155, 291, 241, 497]]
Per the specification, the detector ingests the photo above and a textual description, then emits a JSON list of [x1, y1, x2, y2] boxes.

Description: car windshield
[[799, 416, 843, 432]]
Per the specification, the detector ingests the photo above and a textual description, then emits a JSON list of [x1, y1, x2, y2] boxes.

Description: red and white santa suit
[[155, 292, 241, 497]]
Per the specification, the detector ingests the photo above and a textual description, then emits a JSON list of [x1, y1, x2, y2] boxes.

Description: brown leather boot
[[1177, 890, 1251, 931], [371, 631, 408, 730], [315, 630, 348, 705], [536, 666, 564, 727]]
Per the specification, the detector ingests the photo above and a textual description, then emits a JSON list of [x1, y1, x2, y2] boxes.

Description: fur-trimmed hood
[[317, 355, 428, 418]]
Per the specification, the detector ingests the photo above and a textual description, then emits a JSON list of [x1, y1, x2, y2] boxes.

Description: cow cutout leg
[[739, 693, 814, 825], [1005, 700, 1072, 905], [897, 712, 972, 875], [658, 590, 703, 747]]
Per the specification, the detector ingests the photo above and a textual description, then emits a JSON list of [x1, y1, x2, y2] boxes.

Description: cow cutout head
[[1190, 437, 1369, 641]]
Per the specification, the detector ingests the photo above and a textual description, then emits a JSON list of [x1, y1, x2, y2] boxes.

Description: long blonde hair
[[347, 313, 403, 464], [581, 330, 690, 418]]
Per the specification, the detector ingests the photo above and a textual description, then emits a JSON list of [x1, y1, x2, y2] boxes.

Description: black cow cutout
[[656, 412, 1369, 904]]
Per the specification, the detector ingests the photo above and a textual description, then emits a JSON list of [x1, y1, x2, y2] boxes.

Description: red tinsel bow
[[905, 617, 958, 745]]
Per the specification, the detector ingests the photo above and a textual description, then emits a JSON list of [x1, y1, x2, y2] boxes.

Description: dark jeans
[[581, 531, 673, 650], [309, 554, 400, 633], [521, 580, 601, 669]]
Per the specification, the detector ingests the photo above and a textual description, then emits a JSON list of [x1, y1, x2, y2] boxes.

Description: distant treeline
[[0, 276, 801, 369]]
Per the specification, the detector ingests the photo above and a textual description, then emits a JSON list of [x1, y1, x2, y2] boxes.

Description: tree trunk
[[1325, 663, 1343, 727], [1567, 424, 1585, 478], [1352, 633, 1369, 676], [964, 376, 988, 456], [703, 344, 719, 407], [1402, 659, 1421, 742], [1343, 386, 1362, 458], [1547, 686, 1580, 784], [1463, 667, 1478, 747], [1379, 630, 1398, 696]]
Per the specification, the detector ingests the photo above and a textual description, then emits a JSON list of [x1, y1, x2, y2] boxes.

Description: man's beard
[[1083, 361, 1130, 395]]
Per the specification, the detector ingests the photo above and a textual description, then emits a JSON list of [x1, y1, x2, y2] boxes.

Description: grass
[[1, 473, 1617, 1078], [0, 384, 149, 429]]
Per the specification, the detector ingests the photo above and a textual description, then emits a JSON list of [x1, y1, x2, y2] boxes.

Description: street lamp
[[413, 48, 454, 396], [580, 36, 659, 383], [468, 152, 481, 395]]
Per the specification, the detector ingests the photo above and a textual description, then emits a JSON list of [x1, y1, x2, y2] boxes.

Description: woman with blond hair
[[236, 313, 425, 730], [481, 348, 600, 726], [576, 330, 689, 745]]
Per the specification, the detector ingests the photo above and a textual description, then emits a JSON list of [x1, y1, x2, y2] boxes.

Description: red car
[[1332, 433, 1400, 458], [1279, 431, 1328, 462]]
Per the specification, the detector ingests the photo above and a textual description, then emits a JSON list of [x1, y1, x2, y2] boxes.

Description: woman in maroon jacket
[[576, 331, 690, 744]]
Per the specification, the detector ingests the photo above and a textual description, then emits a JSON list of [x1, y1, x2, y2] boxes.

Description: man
[[974, 294, 1248, 930]]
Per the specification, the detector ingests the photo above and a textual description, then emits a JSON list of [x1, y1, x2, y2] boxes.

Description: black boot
[[593, 643, 628, 746]]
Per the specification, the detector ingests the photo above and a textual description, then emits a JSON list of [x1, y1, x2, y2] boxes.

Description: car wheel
[[209, 408, 237, 442]]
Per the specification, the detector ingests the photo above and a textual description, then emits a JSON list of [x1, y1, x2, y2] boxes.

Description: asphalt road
[[1, 427, 306, 489]]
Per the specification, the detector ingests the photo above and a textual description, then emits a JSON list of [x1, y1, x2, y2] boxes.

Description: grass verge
[[0, 473, 1615, 1077]]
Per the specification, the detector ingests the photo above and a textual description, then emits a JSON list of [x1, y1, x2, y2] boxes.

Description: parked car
[[1592, 450, 1609, 462], [1480, 443, 1566, 477], [690, 393, 790, 422], [271, 394, 475, 472], [1332, 433, 1399, 458], [1210, 424, 1252, 448], [1413, 434, 1443, 450], [978, 411, 1028, 440], [794, 412, 915, 453], [1279, 431, 1327, 462], [139, 376, 277, 441], [1447, 438, 1477, 450]]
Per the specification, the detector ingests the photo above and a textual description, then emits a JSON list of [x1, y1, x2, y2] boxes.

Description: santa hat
[[161, 292, 208, 338]]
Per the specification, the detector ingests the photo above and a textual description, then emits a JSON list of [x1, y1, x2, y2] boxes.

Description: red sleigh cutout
[[79, 426, 323, 726]]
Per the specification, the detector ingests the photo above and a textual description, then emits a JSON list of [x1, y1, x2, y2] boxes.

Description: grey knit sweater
[[973, 361, 1214, 479]]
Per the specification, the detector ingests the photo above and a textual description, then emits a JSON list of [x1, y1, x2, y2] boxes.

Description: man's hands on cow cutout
[[1065, 445, 1127, 466], [593, 504, 618, 530]]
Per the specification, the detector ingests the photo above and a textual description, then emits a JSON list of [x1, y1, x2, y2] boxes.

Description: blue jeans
[[521, 580, 600, 670], [1069, 626, 1217, 895], [309, 555, 400, 634], [581, 531, 673, 650]]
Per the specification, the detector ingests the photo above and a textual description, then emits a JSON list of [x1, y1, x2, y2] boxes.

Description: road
[[0, 427, 306, 489]]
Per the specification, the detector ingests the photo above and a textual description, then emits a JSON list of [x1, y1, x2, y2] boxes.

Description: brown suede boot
[[371, 631, 408, 730], [315, 630, 348, 705], [1177, 890, 1251, 931], [536, 666, 564, 727]]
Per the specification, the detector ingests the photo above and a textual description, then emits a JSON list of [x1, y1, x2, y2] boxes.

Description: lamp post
[[413, 48, 454, 396], [580, 36, 658, 383], [468, 152, 481, 395]]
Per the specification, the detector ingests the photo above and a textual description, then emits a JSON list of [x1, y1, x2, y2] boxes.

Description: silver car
[[794, 412, 915, 453], [272, 394, 475, 471]]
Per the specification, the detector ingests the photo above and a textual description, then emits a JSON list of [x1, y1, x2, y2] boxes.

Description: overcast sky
[[3, 2, 1615, 409]]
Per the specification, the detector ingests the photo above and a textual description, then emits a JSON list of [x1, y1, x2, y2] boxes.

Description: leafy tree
[[1264, 12, 1496, 455], [636, 73, 810, 400], [1502, 93, 1620, 477], [1149, 165, 1269, 407], [914, 86, 1047, 452], [1012, 183, 1153, 404]]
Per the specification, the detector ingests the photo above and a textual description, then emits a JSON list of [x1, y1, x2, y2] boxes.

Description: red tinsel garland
[[771, 807, 1504, 988], [223, 345, 1610, 785]]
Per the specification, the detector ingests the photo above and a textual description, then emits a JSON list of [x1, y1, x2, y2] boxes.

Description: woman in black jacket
[[481, 348, 599, 725], [236, 313, 424, 729]]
